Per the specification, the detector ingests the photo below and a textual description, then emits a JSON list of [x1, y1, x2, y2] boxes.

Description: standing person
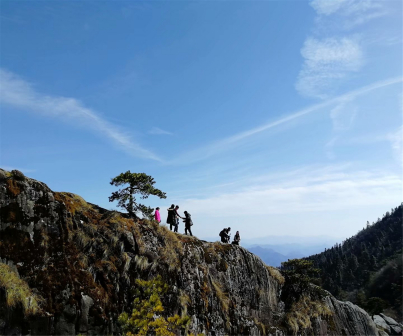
[[232, 231, 241, 245], [167, 204, 175, 230], [154, 207, 161, 223], [173, 205, 184, 233], [183, 211, 193, 236], [225, 227, 231, 243]]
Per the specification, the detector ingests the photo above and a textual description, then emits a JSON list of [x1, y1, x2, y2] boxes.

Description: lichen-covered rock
[[0, 169, 382, 335]]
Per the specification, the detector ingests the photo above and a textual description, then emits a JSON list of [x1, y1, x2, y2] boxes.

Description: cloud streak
[[179, 167, 401, 217], [172, 77, 402, 165], [0, 69, 161, 161], [149, 127, 173, 136]]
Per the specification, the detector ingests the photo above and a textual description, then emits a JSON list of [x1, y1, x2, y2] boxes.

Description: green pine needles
[[118, 276, 190, 336], [109, 171, 166, 219]]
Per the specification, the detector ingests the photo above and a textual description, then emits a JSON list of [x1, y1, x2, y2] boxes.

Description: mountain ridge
[[0, 169, 390, 335]]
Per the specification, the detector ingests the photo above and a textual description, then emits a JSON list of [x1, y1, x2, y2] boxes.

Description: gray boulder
[[373, 315, 391, 333]]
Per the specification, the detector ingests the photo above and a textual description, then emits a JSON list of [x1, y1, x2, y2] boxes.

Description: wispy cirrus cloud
[[296, 37, 363, 99], [310, 0, 386, 28], [172, 77, 402, 164], [0, 69, 161, 161], [148, 127, 173, 136], [387, 126, 403, 166]]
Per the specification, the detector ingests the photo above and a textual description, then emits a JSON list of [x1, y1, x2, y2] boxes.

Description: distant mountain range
[[246, 242, 334, 267]]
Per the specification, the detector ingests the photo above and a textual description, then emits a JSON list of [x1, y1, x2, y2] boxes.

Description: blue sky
[[1, 0, 402, 241]]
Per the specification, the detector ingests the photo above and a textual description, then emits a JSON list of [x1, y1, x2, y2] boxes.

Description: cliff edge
[[0, 169, 380, 335]]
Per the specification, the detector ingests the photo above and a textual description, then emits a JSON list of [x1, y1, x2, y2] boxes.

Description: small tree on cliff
[[109, 171, 166, 219], [118, 276, 190, 336]]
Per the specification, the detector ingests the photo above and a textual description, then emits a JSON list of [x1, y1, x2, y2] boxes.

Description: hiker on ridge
[[183, 211, 193, 236], [154, 207, 161, 223], [173, 205, 184, 233], [225, 227, 231, 243], [219, 227, 231, 243], [167, 204, 175, 230], [232, 231, 240, 245]]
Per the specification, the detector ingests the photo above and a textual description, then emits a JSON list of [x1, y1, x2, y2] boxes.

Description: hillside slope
[[0, 169, 381, 335], [307, 204, 402, 321]]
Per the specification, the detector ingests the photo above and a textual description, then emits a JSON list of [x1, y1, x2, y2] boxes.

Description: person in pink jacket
[[154, 207, 161, 223]]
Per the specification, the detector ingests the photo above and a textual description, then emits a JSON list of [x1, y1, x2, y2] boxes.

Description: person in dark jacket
[[232, 231, 241, 245], [167, 204, 175, 230], [183, 211, 193, 236], [219, 227, 231, 243]]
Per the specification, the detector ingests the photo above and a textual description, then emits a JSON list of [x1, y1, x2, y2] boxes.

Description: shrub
[[118, 275, 190, 336]]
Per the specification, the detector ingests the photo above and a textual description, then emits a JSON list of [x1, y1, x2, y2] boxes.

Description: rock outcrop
[[373, 314, 403, 336], [0, 169, 385, 335]]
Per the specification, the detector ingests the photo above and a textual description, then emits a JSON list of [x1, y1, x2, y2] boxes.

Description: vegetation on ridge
[[307, 205, 402, 320], [118, 275, 190, 336], [280, 259, 332, 335], [109, 171, 167, 219], [0, 263, 43, 316]]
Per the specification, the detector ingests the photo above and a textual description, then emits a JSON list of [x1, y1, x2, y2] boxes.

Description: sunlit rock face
[[0, 169, 382, 336]]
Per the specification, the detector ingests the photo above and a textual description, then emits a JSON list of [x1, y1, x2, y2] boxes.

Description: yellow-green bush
[[0, 262, 43, 315], [118, 275, 190, 336]]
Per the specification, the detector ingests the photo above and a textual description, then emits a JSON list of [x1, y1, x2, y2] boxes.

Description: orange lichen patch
[[6, 179, 21, 196], [54, 192, 94, 216]]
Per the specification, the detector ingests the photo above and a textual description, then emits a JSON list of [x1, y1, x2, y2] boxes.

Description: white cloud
[[310, 0, 347, 15], [387, 126, 403, 166], [179, 168, 401, 217], [149, 127, 173, 136], [166, 165, 401, 239], [310, 0, 386, 25], [0, 69, 161, 161], [330, 99, 358, 131], [296, 37, 364, 98]]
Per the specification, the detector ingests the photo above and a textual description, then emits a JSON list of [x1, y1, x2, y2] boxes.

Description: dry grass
[[265, 266, 285, 285], [78, 252, 89, 268], [0, 262, 43, 315], [254, 318, 267, 336], [285, 295, 333, 335], [74, 231, 91, 250], [134, 255, 149, 271], [211, 279, 229, 313], [54, 192, 92, 216], [179, 290, 191, 316], [156, 225, 183, 272]]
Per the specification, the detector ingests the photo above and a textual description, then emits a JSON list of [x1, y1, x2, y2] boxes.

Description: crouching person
[[232, 231, 241, 245]]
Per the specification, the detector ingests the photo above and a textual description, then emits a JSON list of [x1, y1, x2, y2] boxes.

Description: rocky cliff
[[0, 169, 385, 335]]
